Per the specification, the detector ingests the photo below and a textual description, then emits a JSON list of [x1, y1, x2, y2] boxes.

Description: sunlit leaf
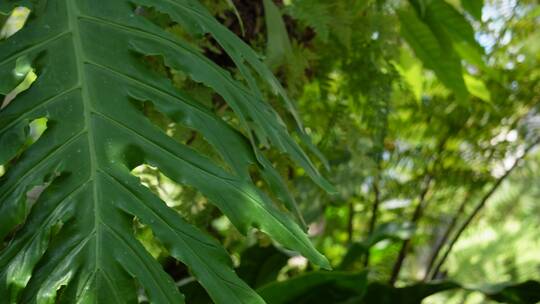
[[464, 74, 491, 102], [398, 8, 469, 100]]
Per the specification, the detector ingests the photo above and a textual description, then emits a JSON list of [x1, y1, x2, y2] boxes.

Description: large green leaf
[[0, 0, 331, 303], [362, 281, 460, 304], [339, 222, 415, 270], [237, 245, 290, 289], [258, 274, 540, 304], [399, 0, 489, 100], [398, 8, 469, 100], [263, 0, 294, 69], [421, 0, 486, 70], [461, 0, 484, 21], [362, 280, 540, 304], [258, 271, 368, 304]]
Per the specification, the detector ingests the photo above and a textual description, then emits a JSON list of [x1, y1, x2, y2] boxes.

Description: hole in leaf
[[0, 6, 30, 40], [0, 117, 48, 175], [134, 51, 222, 113], [132, 50, 245, 141], [131, 164, 216, 227], [137, 283, 150, 304], [24, 161, 63, 210], [132, 3, 243, 77], [132, 4, 205, 51], [133, 217, 169, 260], [1, 167, 63, 247], [178, 279, 213, 303], [25, 184, 47, 208], [130, 99, 229, 171], [127, 93, 304, 227], [27, 117, 48, 142], [0, 56, 39, 110]]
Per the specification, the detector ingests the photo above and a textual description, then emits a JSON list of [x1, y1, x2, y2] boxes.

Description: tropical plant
[[249, 0, 540, 303], [2, 0, 540, 303], [0, 0, 333, 303]]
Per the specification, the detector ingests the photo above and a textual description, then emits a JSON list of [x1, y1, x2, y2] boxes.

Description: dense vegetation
[[0, 0, 539, 303]]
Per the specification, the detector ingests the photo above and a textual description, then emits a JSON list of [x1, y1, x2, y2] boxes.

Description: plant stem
[[423, 191, 470, 280], [389, 174, 433, 284], [389, 133, 450, 286], [388, 134, 450, 284], [367, 179, 381, 237], [423, 141, 498, 279], [364, 174, 381, 266], [430, 140, 539, 279], [347, 200, 355, 244]]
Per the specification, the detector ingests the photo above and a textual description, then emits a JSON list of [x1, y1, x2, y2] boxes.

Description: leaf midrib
[[62, 3, 224, 302], [65, 0, 103, 288], [3, 1, 312, 257]]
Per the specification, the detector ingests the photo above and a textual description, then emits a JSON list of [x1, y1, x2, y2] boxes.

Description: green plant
[[258, 271, 540, 304], [0, 1, 333, 303]]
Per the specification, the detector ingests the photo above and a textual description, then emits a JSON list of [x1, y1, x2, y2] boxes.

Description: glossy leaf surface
[[0, 1, 331, 303]]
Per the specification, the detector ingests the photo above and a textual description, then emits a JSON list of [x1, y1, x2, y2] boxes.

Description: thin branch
[[367, 177, 381, 237], [364, 173, 381, 266], [423, 190, 471, 280], [389, 174, 433, 284], [388, 135, 450, 285], [430, 139, 540, 279], [347, 200, 355, 244], [425, 111, 534, 279]]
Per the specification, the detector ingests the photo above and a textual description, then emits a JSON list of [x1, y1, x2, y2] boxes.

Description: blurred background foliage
[[4, 0, 535, 302], [115, 0, 540, 302]]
